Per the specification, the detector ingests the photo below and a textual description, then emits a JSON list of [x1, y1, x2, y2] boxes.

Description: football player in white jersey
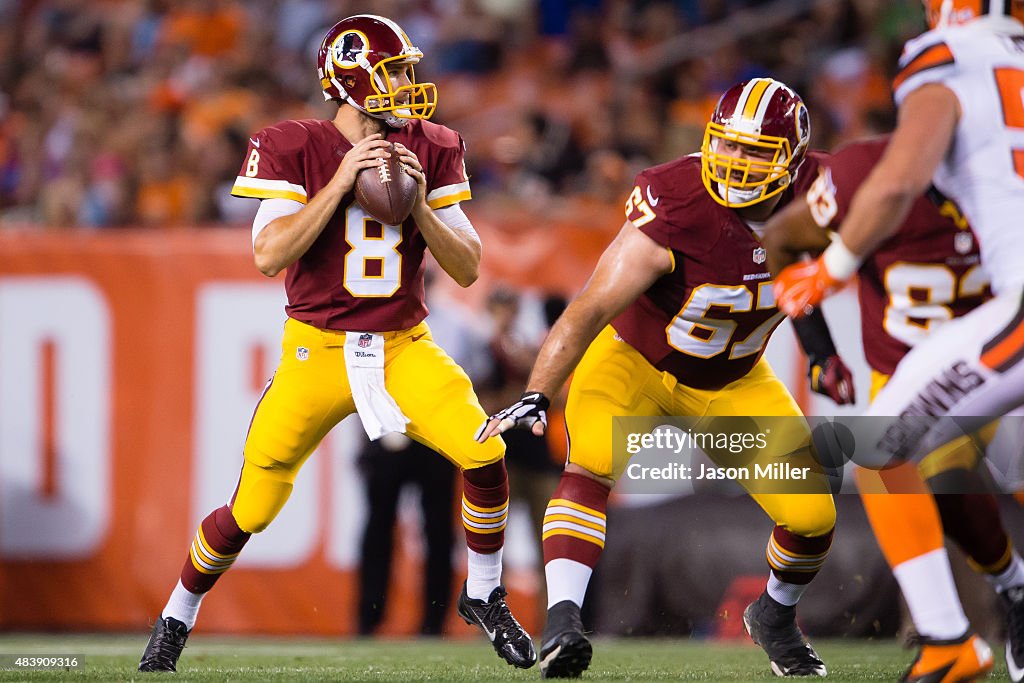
[[772, 1, 1024, 680]]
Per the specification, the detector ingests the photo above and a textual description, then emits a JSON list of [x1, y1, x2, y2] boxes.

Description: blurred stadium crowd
[[0, 0, 924, 230]]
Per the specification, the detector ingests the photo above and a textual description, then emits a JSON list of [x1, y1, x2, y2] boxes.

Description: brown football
[[354, 143, 418, 226]]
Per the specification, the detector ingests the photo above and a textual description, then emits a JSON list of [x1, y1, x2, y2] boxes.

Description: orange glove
[[774, 257, 847, 318]]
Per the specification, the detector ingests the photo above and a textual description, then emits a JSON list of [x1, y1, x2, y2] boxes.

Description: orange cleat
[[901, 632, 993, 683]]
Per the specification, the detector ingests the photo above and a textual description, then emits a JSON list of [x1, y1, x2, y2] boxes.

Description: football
[[354, 143, 418, 226]]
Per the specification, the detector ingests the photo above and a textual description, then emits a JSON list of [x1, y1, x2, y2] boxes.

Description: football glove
[[809, 354, 856, 405], [774, 258, 846, 318], [475, 392, 550, 442]]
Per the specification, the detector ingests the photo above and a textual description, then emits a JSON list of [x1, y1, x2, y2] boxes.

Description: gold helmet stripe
[[740, 78, 774, 120]]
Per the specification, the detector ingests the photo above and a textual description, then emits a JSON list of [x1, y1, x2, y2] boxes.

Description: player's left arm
[[792, 310, 856, 405], [761, 170, 854, 402], [396, 142, 480, 288]]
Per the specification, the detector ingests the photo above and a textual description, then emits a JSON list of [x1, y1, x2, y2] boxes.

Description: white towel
[[343, 331, 410, 440]]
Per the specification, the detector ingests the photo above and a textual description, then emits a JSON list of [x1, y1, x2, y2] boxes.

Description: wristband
[[821, 238, 862, 281]]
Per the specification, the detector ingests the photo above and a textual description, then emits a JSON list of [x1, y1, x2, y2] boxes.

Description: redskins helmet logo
[[331, 30, 369, 69], [795, 103, 810, 153]]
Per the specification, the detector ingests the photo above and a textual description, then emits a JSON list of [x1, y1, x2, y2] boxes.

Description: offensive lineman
[[479, 78, 838, 679]]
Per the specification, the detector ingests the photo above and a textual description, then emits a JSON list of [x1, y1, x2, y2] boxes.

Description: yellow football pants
[[232, 317, 504, 533], [565, 326, 835, 538]]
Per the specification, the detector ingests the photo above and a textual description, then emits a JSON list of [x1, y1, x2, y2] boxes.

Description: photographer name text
[[625, 462, 810, 481]]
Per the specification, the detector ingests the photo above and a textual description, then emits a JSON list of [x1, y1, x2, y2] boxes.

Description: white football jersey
[[894, 16, 1024, 293]]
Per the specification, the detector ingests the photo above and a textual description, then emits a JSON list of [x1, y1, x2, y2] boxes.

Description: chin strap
[[338, 93, 408, 128]]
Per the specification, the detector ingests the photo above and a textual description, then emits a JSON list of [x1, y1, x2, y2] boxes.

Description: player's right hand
[[332, 133, 392, 193], [475, 392, 550, 442], [808, 354, 856, 405]]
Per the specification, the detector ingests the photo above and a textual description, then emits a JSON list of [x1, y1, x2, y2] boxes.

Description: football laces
[[377, 160, 392, 183]]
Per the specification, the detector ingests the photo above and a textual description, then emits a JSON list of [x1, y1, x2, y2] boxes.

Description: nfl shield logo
[[954, 231, 973, 255], [358, 333, 373, 348], [753, 247, 767, 264], [296, 346, 309, 361]]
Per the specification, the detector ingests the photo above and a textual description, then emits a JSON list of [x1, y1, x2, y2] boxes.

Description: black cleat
[[539, 600, 592, 679], [1003, 586, 1024, 682], [138, 616, 190, 672], [457, 582, 537, 669], [744, 592, 826, 677]]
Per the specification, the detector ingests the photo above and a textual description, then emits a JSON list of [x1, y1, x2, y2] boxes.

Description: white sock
[[988, 550, 1024, 593], [767, 574, 808, 607], [893, 548, 970, 640], [466, 548, 502, 600], [545, 558, 593, 609], [161, 580, 205, 631]]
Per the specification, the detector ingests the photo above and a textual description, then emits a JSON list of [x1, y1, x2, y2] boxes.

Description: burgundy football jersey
[[806, 137, 988, 376], [611, 152, 826, 391], [231, 119, 471, 332]]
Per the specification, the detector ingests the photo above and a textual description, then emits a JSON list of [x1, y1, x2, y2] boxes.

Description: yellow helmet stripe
[[741, 78, 773, 120]]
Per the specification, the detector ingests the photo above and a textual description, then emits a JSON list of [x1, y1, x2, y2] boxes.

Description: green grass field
[[0, 634, 1007, 682]]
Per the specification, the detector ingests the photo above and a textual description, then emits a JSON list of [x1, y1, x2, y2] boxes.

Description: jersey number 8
[[883, 262, 987, 346], [343, 203, 403, 297]]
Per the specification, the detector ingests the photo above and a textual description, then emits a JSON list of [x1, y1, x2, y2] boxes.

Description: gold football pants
[[565, 326, 835, 538], [231, 317, 504, 533]]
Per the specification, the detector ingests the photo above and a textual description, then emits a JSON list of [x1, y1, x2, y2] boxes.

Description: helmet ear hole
[[343, 76, 357, 90]]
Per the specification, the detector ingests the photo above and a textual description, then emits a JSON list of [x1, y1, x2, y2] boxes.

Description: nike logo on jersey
[[645, 186, 660, 207], [250, 137, 260, 148], [411, 333, 425, 343]]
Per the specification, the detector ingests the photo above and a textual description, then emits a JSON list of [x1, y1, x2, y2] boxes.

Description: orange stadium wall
[[0, 229, 361, 634], [0, 225, 865, 635], [0, 225, 611, 636]]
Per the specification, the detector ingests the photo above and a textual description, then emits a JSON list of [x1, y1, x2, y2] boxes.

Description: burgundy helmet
[[317, 14, 437, 127], [700, 78, 811, 208]]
